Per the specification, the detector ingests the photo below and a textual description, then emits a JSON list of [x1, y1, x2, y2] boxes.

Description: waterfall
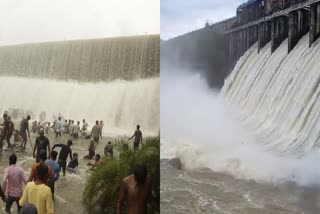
[[0, 35, 160, 81], [0, 35, 159, 135], [222, 34, 320, 156]]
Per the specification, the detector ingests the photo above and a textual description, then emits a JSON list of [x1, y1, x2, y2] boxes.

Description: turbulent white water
[[0, 76, 159, 135], [0, 35, 160, 81], [161, 34, 320, 186], [222, 34, 320, 157]]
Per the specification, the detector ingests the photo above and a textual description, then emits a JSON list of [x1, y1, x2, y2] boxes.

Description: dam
[[0, 35, 160, 134], [227, 0, 320, 60]]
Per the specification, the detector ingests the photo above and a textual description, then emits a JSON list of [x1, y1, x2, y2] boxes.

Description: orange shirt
[[30, 163, 52, 185]]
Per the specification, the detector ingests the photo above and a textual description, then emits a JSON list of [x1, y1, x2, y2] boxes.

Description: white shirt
[[55, 120, 63, 132], [82, 122, 88, 131], [73, 124, 80, 134]]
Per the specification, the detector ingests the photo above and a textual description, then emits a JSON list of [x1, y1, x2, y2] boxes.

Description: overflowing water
[[222, 34, 320, 157], [161, 33, 320, 213], [0, 34, 159, 213], [0, 76, 159, 135], [0, 35, 160, 81]]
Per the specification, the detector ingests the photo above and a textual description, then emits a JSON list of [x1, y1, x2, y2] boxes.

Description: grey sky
[[0, 0, 159, 45], [161, 0, 244, 40]]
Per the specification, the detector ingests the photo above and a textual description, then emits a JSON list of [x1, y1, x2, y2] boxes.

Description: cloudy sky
[[0, 0, 159, 45], [161, 0, 244, 40]]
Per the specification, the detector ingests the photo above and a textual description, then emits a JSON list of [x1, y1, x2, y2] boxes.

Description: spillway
[[0, 35, 160, 135], [222, 34, 320, 156]]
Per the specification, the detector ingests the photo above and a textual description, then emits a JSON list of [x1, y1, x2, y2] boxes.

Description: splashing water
[[0, 76, 159, 135], [0, 35, 160, 82]]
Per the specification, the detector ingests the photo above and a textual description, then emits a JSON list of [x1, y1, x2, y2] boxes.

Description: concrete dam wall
[[161, 18, 236, 88]]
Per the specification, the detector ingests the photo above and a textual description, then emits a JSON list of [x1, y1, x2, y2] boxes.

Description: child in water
[[67, 153, 79, 174], [87, 154, 103, 171], [84, 140, 95, 160]]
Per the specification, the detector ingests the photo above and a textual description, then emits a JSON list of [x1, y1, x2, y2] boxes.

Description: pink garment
[[2, 164, 27, 197]]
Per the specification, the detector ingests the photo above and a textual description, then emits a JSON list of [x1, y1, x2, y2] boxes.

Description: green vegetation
[[83, 136, 160, 214]]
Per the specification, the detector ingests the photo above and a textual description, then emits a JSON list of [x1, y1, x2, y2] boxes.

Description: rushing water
[[222, 34, 320, 157], [0, 34, 159, 213], [0, 35, 160, 81], [0, 76, 159, 135], [161, 33, 320, 213], [0, 132, 117, 214]]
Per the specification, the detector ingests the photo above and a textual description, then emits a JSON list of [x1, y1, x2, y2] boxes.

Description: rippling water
[[0, 130, 116, 214], [161, 159, 320, 214]]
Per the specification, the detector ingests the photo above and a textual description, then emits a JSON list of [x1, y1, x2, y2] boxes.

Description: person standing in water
[[20, 115, 31, 149], [29, 151, 53, 186], [116, 164, 152, 214], [73, 121, 81, 139], [2, 154, 27, 213], [91, 121, 101, 143], [20, 115, 31, 150], [45, 151, 60, 198], [99, 120, 104, 139], [54, 117, 63, 138], [84, 140, 95, 160], [81, 119, 88, 138], [52, 140, 73, 176], [6, 116, 15, 153], [69, 120, 74, 137], [0, 113, 10, 155], [63, 120, 68, 134], [33, 128, 51, 162], [20, 163, 54, 214], [128, 125, 143, 151]]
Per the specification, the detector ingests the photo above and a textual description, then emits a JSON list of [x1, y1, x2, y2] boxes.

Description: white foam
[[161, 55, 320, 186], [0, 76, 159, 135]]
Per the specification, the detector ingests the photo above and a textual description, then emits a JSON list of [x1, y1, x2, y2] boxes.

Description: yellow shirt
[[19, 182, 54, 214]]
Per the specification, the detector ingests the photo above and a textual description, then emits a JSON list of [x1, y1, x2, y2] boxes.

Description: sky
[[0, 0, 159, 45], [161, 0, 244, 40]]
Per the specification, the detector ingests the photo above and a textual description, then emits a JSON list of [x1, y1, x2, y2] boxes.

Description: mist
[[161, 64, 320, 187], [0, 76, 159, 136], [0, 0, 159, 45]]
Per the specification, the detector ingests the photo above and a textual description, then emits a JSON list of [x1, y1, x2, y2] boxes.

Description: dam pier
[[227, 0, 320, 60]]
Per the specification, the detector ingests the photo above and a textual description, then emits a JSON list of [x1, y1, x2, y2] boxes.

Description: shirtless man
[[116, 164, 152, 214]]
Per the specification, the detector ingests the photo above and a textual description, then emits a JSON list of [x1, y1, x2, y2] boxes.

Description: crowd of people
[[30, 117, 104, 142], [0, 111, 147, 213]]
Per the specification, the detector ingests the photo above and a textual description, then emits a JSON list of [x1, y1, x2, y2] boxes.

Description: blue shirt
[[45, 159, 60, 181]]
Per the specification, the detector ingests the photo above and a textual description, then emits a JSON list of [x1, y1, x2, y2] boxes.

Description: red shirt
[[30, 163, 52, 185]]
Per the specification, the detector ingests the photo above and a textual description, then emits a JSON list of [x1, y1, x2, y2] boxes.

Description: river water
[[0, 129, 127, 214], [161, 53, 320, 214]]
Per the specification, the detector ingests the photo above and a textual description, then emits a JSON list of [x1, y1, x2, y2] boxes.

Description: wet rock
[[167, 157, 182, 170]]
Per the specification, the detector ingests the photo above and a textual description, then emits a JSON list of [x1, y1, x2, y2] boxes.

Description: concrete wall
[[161, 18, 236, 89]]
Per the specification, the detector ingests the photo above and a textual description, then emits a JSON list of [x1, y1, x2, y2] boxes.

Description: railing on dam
[[226, 0, 320, 60]]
